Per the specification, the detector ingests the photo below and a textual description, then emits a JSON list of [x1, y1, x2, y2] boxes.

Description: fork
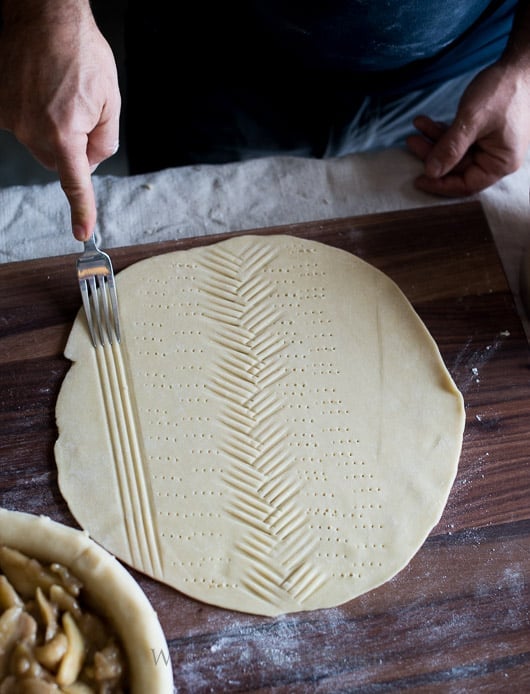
[[77, 235, 121, 347]]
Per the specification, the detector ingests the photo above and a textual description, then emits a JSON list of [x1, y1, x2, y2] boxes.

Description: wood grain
[[1, 201, 529, 692]]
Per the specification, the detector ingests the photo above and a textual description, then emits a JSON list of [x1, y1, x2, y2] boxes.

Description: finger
[[412, 115, 448, 142], [406, 133, 434, 162], [55, 139, 97, 242], [424, 115, 478, 179], [414, 164, 499, 197], [406, 132, 474, 178], [407, 116, 453, 168], [86, 111, 120, 169]]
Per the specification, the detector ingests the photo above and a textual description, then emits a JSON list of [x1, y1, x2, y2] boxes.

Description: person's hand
[[406, 61, 530, 196], [0, 1, 121, 241]]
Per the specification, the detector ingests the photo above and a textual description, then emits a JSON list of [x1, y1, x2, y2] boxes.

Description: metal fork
[[77, 235, 121, 347]]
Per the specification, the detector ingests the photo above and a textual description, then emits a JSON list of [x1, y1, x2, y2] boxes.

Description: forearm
[[501, 0, 530, 70], [1, 0, 92, 23], [0, 0, 98, 67]]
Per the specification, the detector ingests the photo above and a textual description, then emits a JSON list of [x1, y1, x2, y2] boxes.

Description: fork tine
[[88, 275, 106, 346], [80, 278, 98, 347], [98, 273, 119, 346], [96, 275, 110, 345], [77, 235, 121, 348]]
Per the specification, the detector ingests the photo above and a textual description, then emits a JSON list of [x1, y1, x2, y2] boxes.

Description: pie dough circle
[[55, 234, 465, 616], [0, 508, 173, 693]]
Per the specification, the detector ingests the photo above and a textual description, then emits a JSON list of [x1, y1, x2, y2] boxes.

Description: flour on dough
[[55, 235, 465, 616]]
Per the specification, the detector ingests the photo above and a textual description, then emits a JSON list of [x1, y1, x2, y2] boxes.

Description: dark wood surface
[[1, 201, 529, 692]]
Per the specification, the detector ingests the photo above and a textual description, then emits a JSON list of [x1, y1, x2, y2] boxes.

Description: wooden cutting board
[[1, 201, 530, 691]]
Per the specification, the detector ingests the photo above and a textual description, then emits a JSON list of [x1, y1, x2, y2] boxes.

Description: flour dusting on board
[[178, 607, 351, 690], [2, 472, 55, 516], [452, 330, 511, 394]]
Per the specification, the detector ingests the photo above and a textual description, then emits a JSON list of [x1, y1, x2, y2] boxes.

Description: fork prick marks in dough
[[201, 240, 327, 608]]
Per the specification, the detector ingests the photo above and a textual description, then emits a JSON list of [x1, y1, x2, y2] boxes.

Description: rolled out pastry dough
[[55, 234, 465, 616]]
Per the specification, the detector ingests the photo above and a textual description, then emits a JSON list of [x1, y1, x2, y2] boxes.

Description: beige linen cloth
[[1, 147, 528, 334]]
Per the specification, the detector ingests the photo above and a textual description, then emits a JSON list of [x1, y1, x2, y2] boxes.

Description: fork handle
[[84, 235, 97, 251]]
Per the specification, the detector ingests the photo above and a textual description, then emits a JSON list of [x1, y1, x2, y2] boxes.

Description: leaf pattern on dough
[[200, 239, 328, 608]]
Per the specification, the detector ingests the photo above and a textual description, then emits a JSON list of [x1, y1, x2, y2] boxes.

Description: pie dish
[[0, 508, 173, 693]]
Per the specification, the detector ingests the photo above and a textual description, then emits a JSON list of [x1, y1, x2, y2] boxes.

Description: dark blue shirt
[[123, 0, 522, 169], [252, 0, 519, 93]]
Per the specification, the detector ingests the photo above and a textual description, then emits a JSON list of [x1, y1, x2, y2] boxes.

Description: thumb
[[56, 141, 97, 242], [424, 115, 478, 179]]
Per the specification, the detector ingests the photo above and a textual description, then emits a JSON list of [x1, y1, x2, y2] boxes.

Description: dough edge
[[55, 234, 466, 617]]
